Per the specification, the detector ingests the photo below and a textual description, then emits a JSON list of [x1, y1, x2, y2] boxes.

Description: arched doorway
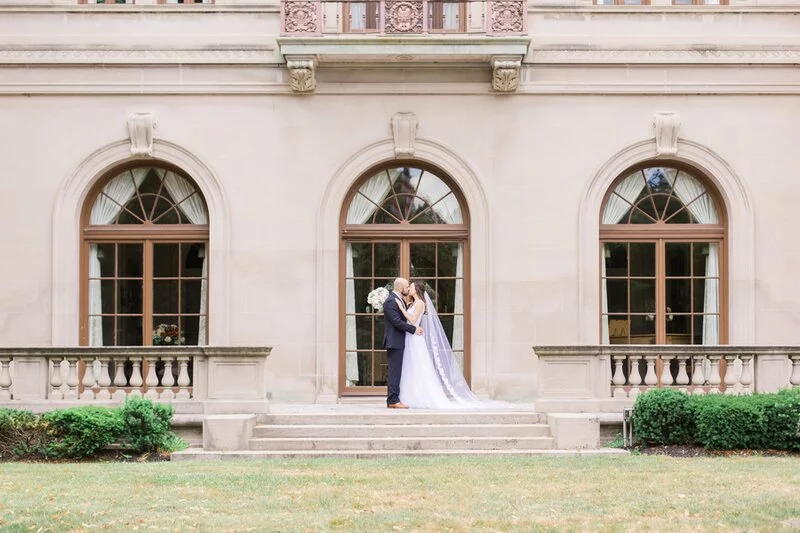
[[340, 163, 469, 395], [600, 164, 726, 345], [80, 164, 209, 347]]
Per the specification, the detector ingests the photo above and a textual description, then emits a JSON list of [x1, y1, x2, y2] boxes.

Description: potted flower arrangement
[[152, 324, 186, 346]]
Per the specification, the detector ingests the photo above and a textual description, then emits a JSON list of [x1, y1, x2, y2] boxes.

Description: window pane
[[437, 242, 462, 278], [607, 315, 629, 343], [181, 316, 200, 346], [356, 316, 372, 350], [438, 315, 455, 345], [666, 279, 691, 313], [117, 316, 143, 346], [410, 243, 436, 279], [693, 243, 716, 276], [181, 243, 206, 277], [152, 317, 181, 345], [374, 243, 400, 277], [181, 280, 203, 314], [153, 244, 179, 278], [694, 279, 719, 314], [630, 279, 655, 313], [350, 243, 372, 277], [99, 280, 115, 314], [666, 242, 691, 277], [629, 315, 655, 344], [374, 351, 388, 386], [374, 319, 385, 350], [92, 244, 115, 277], [666, 314, 691, 343], [605, 280, 628, 313], [118, 244, 143, 277], [604, 243, 628, 277], [630, 243, 655, 277], [356, 352, 373, 386], [153, 280, 178, 314], [117, 280, 142, 314], [694, 315, 720, 345], [437, 279, 456, 314], [354, 279, 373, 311]]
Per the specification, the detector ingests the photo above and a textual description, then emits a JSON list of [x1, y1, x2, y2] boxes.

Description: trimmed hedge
[[632, 388, 800, 450], [0, 398, 186, 461]]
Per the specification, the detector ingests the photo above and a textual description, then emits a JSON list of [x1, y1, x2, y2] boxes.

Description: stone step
[[248, 436, 554, 451], [252, 423, 551, 438], [172, 448, 630, 461], [259, 412, 543, 426]]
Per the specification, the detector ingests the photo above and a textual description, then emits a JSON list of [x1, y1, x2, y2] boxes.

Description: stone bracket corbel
[[491, 56, 522, 93], [653, 112, 681, 156], [391, 112, 418, 158], [286, 56, 318, 93], [127, 112, 156, 156]]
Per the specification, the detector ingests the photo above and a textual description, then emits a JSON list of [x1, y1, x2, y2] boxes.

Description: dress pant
[[386, 347, 404, 405]]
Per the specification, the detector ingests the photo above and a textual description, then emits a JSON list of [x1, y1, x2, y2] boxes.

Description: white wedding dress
[[399, 294, 513, 410]]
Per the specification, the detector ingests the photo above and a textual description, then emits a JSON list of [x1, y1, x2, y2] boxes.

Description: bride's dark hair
[[412, 281, 429, 313]]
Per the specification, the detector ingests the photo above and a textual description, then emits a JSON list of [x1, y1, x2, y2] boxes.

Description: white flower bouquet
[[152, 324, 186, 346], [367, 287, 390, 312]]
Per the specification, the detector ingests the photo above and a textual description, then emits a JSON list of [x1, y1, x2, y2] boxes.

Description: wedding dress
[[399, 293, 512, 410]]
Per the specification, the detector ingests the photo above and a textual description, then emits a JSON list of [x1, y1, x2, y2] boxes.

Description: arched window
[[82, 166, 209, 347], [600, 166, 725, 345], [341, 165, 468, 393]]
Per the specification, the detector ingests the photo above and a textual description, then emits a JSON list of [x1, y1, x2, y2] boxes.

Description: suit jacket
[[382, 293, 417, 350]]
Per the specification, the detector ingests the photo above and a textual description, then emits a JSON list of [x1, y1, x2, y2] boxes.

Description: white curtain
[[88, 169, 148, 346], [668, 173, 719, 345], [344, 173, 394, 385], [163, 171, 209, 346], [443, 3, 459, 30], [349, 2, 366, 30], [601, 173, 648, 343]]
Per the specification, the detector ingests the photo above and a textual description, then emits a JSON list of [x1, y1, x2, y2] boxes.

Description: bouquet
[[152, 324, 186, 346], [367, 287, 390, 312]]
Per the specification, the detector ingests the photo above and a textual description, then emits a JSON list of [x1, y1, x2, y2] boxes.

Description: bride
[[397, 280, 510, 409]]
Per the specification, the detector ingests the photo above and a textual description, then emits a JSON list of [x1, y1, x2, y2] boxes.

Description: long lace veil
[[420, 292, 492, 405]]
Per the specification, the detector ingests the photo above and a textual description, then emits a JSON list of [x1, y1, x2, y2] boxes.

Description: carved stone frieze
[[492, 58, 521, 93], [531, 49, 800, 65], [653, 112, 681, 156], [127, 113, 155, 156], [286, 58, 317, 93], [489, 0, 525, 35], [0, 49, 274, 65], [384, 0, 424, 34], [282, 1, 320, 35], [391, 112, 418, 157]]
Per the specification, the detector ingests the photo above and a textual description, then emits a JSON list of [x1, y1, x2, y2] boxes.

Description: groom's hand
[[415, 327, 424, 336]]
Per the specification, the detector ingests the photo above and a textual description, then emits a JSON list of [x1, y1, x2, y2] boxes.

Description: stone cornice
[[0, 47, 277, 65], [531, 48, 800, 65]]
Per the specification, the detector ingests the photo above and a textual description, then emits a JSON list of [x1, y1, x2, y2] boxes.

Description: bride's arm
[[405, 300, 425, 324]]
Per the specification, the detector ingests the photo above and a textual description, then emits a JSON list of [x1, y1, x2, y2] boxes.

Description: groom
[[383, 277, 423, 409]]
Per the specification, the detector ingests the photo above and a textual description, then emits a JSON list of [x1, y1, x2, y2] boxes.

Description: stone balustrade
[[280, 0, 527, 36], [534, 346, 800, 413], [0, 347, 272, 415]]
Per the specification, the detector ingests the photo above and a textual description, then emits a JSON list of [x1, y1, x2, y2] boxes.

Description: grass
[[1, 456, 799, 532]]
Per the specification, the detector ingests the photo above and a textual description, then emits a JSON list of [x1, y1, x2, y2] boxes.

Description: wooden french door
[[341, 238, 468, 395]]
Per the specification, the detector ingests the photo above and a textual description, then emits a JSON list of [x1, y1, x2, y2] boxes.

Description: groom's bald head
[[394, 278, 409, 292]]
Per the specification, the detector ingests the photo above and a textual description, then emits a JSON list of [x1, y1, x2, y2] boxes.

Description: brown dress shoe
[[388, 402, 409, 409]]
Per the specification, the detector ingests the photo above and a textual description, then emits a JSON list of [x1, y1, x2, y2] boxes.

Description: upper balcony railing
[[280, 0, 527, 36]]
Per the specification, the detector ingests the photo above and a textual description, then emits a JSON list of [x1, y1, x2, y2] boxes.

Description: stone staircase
[[171, 405, 629, 460]]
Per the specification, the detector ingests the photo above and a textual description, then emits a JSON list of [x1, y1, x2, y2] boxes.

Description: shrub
[[0, 408, 50, 459], [43, 406, 125, 459], [632, 388, 696, 445], [120, 397, 177, 454], [760, 388, 800, 451], [692, 394, 766, 450]]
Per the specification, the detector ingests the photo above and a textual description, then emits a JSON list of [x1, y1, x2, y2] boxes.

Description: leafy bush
[[0, 408, 50, 459], [632, 388, 696, 445], [43, 406, 125, 459], [692, 395, 766, 450], [758, 389, 800, 451], [120, 397, 177, 454]]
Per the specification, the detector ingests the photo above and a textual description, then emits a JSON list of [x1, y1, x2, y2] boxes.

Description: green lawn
[[1, 456, 799, 532]]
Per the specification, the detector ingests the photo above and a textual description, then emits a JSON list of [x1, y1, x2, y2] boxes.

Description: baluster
[[176, 356, 191, 400], [707, 355, 722, 394], [144, 357, 159, 400], [611, 355, 626, 398], [65, 356, 79, 399], [723, 355, 739, 394], [691, 355, 706, 395], [160, 357, 176, 400], [48, 356, 64, 400], [790, 355, 800, 389], [628, 355, 643, 398], [739, 354, 753, 394], [675, 355, 690, 393], [112, 357, 128, 400], [660, 354, 674, 387], [80, 358, 97, 400], [0, 357, 11, 400], [129, 358, 144, 397], [643, 355, 658, 390], [96, 355, 112, 400]]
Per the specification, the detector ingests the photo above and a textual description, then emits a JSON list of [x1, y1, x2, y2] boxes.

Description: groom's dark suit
[[383, 292, 417, 406]]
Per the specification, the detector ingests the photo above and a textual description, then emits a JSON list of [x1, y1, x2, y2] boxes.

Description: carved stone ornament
[[391, 112, 418, 157], [492, 58, 521, 93], [489, 0, 525, 35], [287, 58, 317, 93], [282, 1, 320, 35], [127, 113, 155, 156], [653, 112, 681, 156], [384, 0, 424, 34]]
